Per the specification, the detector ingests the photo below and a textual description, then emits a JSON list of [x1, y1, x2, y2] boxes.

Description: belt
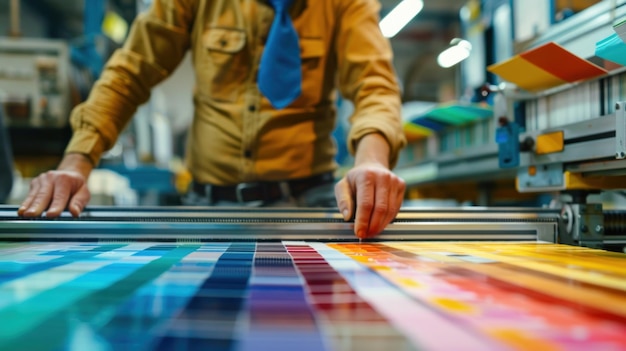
[[192, 172, 335, 203]]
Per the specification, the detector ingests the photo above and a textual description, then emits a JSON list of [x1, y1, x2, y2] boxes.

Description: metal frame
[[400, 112, 622, 188], [526, 0, 626, 58], [0, 205, 558, 243]]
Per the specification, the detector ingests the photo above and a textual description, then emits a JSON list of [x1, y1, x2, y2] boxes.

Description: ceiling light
[[379, 0, 424, 38], [437, 39, 472, 68]]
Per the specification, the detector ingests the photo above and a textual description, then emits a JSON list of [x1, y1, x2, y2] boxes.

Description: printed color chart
[[0, 241, 625, 350]]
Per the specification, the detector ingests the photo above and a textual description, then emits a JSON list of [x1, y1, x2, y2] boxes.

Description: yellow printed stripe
[[450, 247, 626, 292]]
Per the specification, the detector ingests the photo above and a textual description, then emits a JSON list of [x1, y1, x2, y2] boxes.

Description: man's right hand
[[18, 153, 93, 218]]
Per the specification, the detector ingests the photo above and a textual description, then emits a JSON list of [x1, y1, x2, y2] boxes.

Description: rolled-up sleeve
[[335, 0, 406, 168], [65, 0, 195, 165]]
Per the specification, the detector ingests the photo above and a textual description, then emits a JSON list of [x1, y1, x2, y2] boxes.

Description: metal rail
[[0, 205, 559, 242]]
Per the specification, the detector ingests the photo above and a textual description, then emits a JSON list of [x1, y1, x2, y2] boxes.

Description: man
[[18, 0, 407, 238]]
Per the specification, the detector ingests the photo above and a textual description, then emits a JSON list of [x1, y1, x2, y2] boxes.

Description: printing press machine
[[0, 205, 625, 351], [0, 204, 624, 249], [395, 1, 626, 254]]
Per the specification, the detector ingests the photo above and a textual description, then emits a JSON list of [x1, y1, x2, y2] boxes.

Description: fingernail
[[342, 209, 349, 220], [356, 230, 365, 238]]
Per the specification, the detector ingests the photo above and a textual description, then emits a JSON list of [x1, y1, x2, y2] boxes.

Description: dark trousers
[[182, 181, 337, 208]]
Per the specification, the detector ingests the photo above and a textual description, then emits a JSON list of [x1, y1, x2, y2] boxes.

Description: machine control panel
[[0, 38, 70, 128]]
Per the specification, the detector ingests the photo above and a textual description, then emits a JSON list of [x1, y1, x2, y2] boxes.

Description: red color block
[[520, 42, 607, 82]]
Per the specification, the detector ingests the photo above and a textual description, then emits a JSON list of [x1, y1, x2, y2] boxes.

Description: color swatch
[[0, 241, 625, 350]]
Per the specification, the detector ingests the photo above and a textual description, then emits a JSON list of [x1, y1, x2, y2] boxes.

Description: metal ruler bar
[[0, 220, 556, 242]]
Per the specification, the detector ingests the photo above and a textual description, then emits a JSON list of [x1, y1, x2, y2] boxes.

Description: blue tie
[[258, 0, 302, 109]]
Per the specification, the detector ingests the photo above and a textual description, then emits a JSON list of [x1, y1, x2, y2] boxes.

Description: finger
[[394, 178, 406, 216], [382, 177, 404, 230], [45, 176, 73, 217], [68, 185, 90, 217], [334, 178, 354, 221], [18, 178, 42, 216], [354, 172, 374, 238], [366, 172, 391, 237], [22, 177, 54, 217]]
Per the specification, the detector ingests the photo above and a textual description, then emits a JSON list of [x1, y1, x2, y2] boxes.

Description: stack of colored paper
[[488, 42, 607, 92], [403, 102, 493, 141]]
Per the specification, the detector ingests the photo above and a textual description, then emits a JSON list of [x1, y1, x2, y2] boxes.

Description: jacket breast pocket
[[198, 27, 248, 102], [297, 38, 326, 106]]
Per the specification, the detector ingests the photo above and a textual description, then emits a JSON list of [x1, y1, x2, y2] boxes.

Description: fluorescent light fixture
[[379, 0, 424, 38], [437, 39, 472, 68]]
